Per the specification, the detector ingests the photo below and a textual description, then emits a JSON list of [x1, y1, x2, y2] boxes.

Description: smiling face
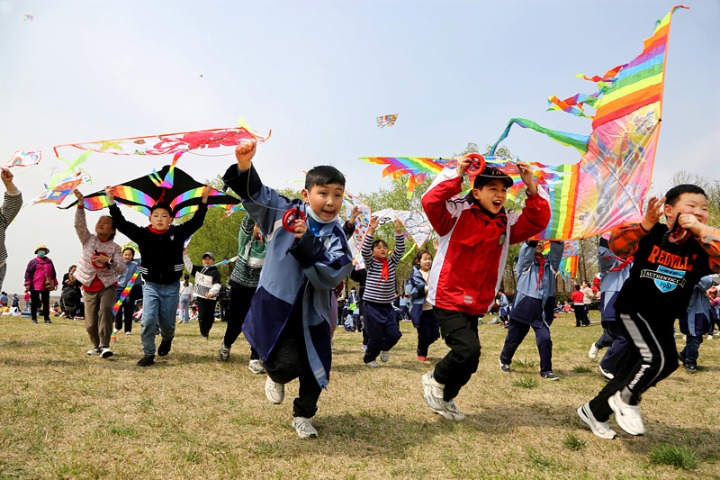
[[419, 252, 433, 272], [302, 183, 344, 222], [665, 192, 709, 228], [471, 179, 508, 215], [202, 256, 214, 266], [122, 249, 134, 262], [149, 207, 172, 231]]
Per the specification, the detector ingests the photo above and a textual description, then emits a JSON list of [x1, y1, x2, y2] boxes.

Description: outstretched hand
[[104, 186, 115, 205], [201, 184, 210, 203], [516, 162, 537, 195], [642, 196, 665, 230]]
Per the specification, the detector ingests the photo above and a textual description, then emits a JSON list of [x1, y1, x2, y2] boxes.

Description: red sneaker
[[417, 356, 427, 362]]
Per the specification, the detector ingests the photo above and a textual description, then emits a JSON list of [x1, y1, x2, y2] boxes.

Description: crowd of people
[[1, 140, 719, 441]]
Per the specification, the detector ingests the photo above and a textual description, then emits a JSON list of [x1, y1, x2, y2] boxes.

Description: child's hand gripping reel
[[282, 206, 307, 233], [465, 154, 486, 175]]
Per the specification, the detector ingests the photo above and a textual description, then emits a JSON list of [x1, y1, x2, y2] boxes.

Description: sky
[[0, 0, 718, 294]]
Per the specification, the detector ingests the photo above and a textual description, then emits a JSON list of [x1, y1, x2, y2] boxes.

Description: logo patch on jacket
[[498, 233, 506, 245], [640, 266, 687, 293]]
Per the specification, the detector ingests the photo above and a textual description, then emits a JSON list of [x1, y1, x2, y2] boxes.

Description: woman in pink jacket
[[24, 244, 58, 324]]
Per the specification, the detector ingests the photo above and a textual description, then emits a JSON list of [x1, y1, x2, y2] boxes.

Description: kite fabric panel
[[489, 5, 687, 240], [377, 114, 398, 128], [343, 191, 372, 270], [5, 150, 41, 168], [32, 171, 92, 205], [52, 126, 271, 157], [58, 165, 239, 217], [371, 208, 433, 251]]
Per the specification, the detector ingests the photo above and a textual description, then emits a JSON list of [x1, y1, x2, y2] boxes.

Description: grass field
[[1, 311, 719, 479]]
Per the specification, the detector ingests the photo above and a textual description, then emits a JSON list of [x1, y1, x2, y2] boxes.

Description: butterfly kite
[[59, 164, 239, 218], [377, 114, 398, 128]]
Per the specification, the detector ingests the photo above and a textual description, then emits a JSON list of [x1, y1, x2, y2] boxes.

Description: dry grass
[[1, 311, 719, 479]]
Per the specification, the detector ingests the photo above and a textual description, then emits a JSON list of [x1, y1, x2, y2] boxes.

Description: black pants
[[222, 280, 259, 359], [30, 290, 50, 321], [114, 286, 141, 333], [416, 309, 440, 357], [264, 304, 322, 418], [196, 297, 217, 336], [573, 304, 585, 327], [433, 307, 481, 401], [588, 311, 678, 421]]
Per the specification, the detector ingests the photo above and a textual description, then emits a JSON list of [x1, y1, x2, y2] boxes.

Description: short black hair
[[575, 285, 581, 291], [150, 202, 173, 216], [372, 239, 388, 250], [665, 184, 707, 206], [305, 165, 346, 190], [123, 247, 135, 255]]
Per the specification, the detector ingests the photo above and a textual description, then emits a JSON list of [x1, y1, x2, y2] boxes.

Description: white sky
[[0, 0, 717, 294]]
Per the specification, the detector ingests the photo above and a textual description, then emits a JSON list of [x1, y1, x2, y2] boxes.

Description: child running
[[106, 185, 209, 366], [499, 240, 564, 380], [406, 249, 439, 362], [361, 216, 405, 367], [223, 140, 353, 438], [218, 214, 266, 373], [678, 275, 715, 373], [420, 157, 550, 420], [183, 250, 222, 339], [578, 185, 720, 439], [72, 190, 126, 358]]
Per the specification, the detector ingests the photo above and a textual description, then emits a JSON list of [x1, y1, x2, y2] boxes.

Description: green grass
[[0, 311, 718, 479], [572, 365, 593, 373], [650, 445, 699, 471]]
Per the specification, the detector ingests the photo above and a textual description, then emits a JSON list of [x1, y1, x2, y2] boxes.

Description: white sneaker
[[248, 359, 266, 374], [112, 328, 118, 334], [437, 399, 466, 421], [588, 343, 599, 360], [365, 360, 380, 368], [577, 403, 617, 439], [218, 344, 231, 361], [599, 365, 614, 380], [265, 377, 285, 404], [290, 417, 318, 439], [100, 348, 113, 359], [380, 350, 389, 362], [707, 335, 713, 341], [608, 391, 645, 435], [86, 347, 101, 356], [125, 331, 132, 335], [421, 371, 445, 412]]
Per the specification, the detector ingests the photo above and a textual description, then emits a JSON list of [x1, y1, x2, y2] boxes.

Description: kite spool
[[282, 206, 306, 233], [465, 154, 486, 175]]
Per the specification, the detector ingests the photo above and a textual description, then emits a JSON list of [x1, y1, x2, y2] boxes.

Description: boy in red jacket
[[420, 156, 550, 420]]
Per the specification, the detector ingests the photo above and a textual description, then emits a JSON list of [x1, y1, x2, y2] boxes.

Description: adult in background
[[0, 168, 22, 292], [24, 245, 58, 324]]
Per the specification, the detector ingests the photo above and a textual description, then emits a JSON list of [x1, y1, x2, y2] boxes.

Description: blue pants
[[179, 294, 191, 323], [599, 321, 630, 374], [363, 301, 401, 363], [416, 309, 440, 357], [500, 319, 553, 375], [140, 282, 180, 356], [680, 335, 704, 366]]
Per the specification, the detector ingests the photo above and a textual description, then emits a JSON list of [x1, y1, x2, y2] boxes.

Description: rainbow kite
[[112, 271, 140, 316], [377, 114, 398, 128], [489, 5, 688, 240]]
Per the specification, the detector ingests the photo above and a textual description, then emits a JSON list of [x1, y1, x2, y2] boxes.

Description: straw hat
[[34, 245, 50, 254]]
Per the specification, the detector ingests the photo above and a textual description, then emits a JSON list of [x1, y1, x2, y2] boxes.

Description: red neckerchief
[[536, 253, 546, 290], [148, 225, 169, 235], [609, 256, 633, 272], [378, 259, 389, 282]]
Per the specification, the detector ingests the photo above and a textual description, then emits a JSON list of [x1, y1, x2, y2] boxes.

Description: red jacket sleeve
[[421, 168, 465, 237], [508, 191, 551, 244]]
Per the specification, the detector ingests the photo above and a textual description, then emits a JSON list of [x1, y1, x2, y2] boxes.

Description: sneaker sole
[[608, 394, 644, 436], [577, 405, 616, 439]]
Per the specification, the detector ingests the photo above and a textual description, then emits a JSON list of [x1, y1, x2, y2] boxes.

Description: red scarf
[[148, 225, 169, 235], [379, 259, 389, 282], [535, 254, 546, 290]]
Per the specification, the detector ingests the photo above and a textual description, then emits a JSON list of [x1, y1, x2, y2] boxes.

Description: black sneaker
[[685, 364, 697, 373], [44, 319, 52, 324], [137, 354, 155, 367], [499, 360, 511, 373], [541, 372, 560, 381], [158, 339, 172, 357], [32, 319, 38, 324]]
